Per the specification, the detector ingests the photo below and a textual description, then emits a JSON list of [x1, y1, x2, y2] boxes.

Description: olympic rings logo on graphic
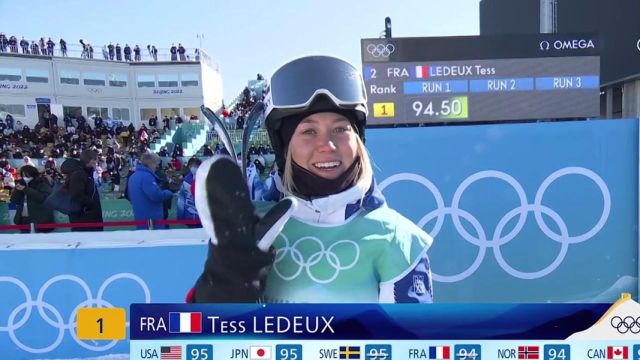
[[610, 316, 640, 334], [378, 167, 611, 282], [0, 273, 150, 354], [367, 43, 395, 58], [273, 234, 360, 284]]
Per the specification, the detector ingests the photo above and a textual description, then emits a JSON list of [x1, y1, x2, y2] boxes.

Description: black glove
[[190, 156, 295, 303]]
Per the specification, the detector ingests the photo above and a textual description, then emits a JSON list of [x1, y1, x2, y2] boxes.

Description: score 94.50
[[411, 96, 468, 120]]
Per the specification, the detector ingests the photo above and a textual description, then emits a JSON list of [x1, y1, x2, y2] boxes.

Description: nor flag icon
[[251, 346, 272, 360], [168, 312, 202, 333]]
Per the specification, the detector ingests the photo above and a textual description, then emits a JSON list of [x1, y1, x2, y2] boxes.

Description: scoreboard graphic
[[360, 34, 600, 125]]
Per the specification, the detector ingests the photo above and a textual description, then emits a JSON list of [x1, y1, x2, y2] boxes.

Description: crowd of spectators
[[0, 32, 198, 62], [220, 74, 266, 130], [0, 107, 274, 232]]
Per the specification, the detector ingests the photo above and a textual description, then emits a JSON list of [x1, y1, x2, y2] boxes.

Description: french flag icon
[[169, 312, 202, 333]]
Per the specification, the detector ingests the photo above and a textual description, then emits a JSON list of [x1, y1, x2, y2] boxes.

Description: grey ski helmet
[[263, 55, 368, 173]]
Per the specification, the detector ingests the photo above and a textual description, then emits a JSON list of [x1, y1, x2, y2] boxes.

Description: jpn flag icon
[[250, 346, 272, 360], [168, 312, 202, 333], [416, 65, 428, 79]]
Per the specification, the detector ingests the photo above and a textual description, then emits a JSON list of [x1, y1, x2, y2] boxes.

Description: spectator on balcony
[[39, 37, 46, 55], [88, 44, 94, 59], [60, 150, 103, 231], [46, 38, 55, 56], [20, 37, 29, 54], [59, 38, 67, 56], [79, 39, 88, 58], [102, 45, 108, 60], [30, 41, 39, 55], [115, 43, 122, 61], [107, 42, 114, 60], [9, 35, 18, 53], [10, 165, 54, 233], [0, 33, 7, 52], [147, 45, 158, 61], [195, 48, 200, 61], [127, 152, 174, 230], [124, 44, 132, 61], [170, 44, 177, 61], [178, 44, 186, 61], [134, 45, 141, 61]]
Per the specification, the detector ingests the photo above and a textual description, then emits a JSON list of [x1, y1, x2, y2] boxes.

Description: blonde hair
[[282, 135, 373, 200]]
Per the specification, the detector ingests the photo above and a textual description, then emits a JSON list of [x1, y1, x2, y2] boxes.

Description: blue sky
[[0, 0, 480, 101]]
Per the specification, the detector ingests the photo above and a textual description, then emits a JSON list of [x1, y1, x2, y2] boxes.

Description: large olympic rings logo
[[366, 43, 395, 58], [378, 167, 611, 282], [0, 273, 150, 354], [610, 316, 640, 334], [273, 235, 360, 284]]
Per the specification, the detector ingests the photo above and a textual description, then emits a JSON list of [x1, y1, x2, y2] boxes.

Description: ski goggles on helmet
[[264, 56, 368, 122]]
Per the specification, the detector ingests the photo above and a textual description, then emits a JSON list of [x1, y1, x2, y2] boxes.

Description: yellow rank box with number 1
[[77, 307, 126, 340], [373, 102, 395, 117]]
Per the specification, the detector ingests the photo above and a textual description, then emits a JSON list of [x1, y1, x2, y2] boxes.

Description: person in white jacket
[[188, 56, 433, 303]]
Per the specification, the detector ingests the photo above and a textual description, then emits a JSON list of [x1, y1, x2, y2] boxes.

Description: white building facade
[[0, 51, 223, 127]]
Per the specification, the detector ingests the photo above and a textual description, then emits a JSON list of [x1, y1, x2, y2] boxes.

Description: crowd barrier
[[5, 154, 276, 171]]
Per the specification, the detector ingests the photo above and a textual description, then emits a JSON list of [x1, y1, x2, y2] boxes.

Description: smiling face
[[288, 112, 358, 180]]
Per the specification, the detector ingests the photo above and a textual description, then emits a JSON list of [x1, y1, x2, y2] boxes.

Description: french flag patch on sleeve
[[169, 312, 202, 333]]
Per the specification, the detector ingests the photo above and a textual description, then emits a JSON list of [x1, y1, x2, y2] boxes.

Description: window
[[25, 69, 49, 83], [140, 108, 157, 120], [158, 74, 178, 87], [137, 74, 155, 88], [183, 107, 200, 119], [160, 108, 180, 119], [83, 72, 106, 86], [113, 108, 130, 121], [0, 104, 26, 117], [87, 106, 108, 119], [0, 68, 22, 82], [60, 71, 80, 85], [181, 73, 199, 87], [109, 73, 128, 87], [63, 106, 82, 118]]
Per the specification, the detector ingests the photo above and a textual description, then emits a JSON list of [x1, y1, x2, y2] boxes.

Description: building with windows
[[0, 50, 223, 127], [479, 0, 640, 119]]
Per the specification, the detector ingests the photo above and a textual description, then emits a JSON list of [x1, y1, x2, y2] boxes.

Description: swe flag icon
[[169, 312, 202, 333], [415, 65, 428, 79]]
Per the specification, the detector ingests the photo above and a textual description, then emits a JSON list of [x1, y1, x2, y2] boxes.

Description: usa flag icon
[[169, 312, 202, 333]]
